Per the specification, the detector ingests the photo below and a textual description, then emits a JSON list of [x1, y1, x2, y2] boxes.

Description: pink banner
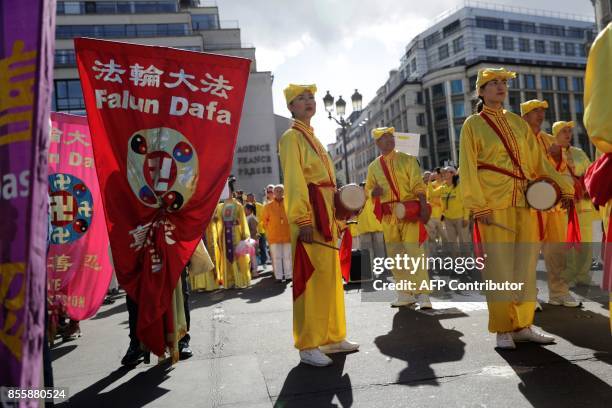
[[47, 112, 112, 320]]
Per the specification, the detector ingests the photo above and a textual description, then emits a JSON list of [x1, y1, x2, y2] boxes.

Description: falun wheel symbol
[[48, 173, 94, 245], [127, 127, 198, 212]]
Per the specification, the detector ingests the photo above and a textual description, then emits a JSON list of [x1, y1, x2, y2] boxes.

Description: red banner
[[75, 38, 250, 356]]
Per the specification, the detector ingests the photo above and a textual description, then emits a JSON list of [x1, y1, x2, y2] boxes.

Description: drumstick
[[312, 240, 340, 251], [489, 221, 516, 234]]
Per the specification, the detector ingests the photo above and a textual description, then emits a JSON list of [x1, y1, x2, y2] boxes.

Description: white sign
[[394, 132, 420, 156]]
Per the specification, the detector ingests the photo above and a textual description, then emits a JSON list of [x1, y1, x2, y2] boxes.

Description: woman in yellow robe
[[583, 22, 612, 333], [216, 180, 251, 289], [459, 67, 574, 349], [279, 83, 358, 367], [190, 221, 222, 291]]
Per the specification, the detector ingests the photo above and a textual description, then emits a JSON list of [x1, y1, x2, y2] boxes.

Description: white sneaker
[[496, 332, 516, 349], [416, 294, 432, 309], [512, 327, 555, 344], [391, 292, 416, 308], [548, 294, 581, 308], [535, 301, 543, 312], [319, 340, 360, 354], [299, 348, 333, 367]]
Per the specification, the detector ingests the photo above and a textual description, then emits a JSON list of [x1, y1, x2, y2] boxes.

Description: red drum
[[334, 184, 366, 220], [393, 201, 432, 222], [525, 177, 561, 211]]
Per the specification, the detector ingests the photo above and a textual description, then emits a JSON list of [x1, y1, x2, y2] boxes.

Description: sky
[[216, 0, 595, 147]]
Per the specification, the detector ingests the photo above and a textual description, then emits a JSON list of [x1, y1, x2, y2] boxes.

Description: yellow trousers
[[382, 221, 430, 295], [479, 207, 539, 333], [291, 224, 346, 350], [540, 210, 570, 298]]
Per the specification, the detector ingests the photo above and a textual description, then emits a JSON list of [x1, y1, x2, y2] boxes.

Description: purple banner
[[0, 0, 56, 392]]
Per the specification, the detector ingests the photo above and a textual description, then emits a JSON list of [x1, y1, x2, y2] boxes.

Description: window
[[417, 113, 426, 127], [557, 76, 568, 91], [450, 79, 463, 95], [508, 91, 521, 114], [452, 101, 465, 118], [523, 74, 536, 89], [453, 36, 464, 53], [54, 49, 76, 66], [438, 44, 449, 60], [535, 40, 546, 54], [476, 16, 504, 30], [565, 42, 576, 56], [572, 77, 584, 91], [411, 58, 416, 72], [416, 91, 424, 104], [443, 20, 461, 37], [541, 75, 553, 90], [54, 79, 84, 111], [525, 91, 538, 101], [558, 93, 571, 117], [574, 94, 584, 114], [424, 32, 441, 48], [192, 14, 219, 30], [579, 45, 586, 57], [542, 93, 556, 123], [519, 38, 530, 52], [485, 35, 497, 50], [551, 41, 562, 55], [434, 106, 447, 121], [566, 27, 584, 39], [469, 75, 477, 91], [540, 24, 565, 37], [432, 83, 445, 98], [507, 77, 519, 89], [502, 37, 514, 51], [508, 20, 536, 33]]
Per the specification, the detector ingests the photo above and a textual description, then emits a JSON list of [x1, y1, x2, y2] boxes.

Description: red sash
[[479, 111, 527, 180]]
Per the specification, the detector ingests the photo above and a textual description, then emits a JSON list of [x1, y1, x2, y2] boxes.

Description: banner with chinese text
[[75, 38, 250, 356], [0, 0, 55, 391], [48, 112, 113, 321]]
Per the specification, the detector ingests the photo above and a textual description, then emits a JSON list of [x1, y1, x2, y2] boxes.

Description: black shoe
[[179, 344, 193, 360], [121, 344, 144, 366]]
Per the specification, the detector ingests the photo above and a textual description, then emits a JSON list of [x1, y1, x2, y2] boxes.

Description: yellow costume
[[460, 72, 573, 333], [190, 221, 221, 291], [279, 113, 346, 350], [584, 23, 612, 331], [441, 182, 470, 257], [216, 199, 251, 289], [365, 148, 429, 296]]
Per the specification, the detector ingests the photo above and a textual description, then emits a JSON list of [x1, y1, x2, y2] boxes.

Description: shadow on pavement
[[274, 354, 352, 408], [534, 304, 612, 357], [51, 344, 77, 361], [58, 364, 172, 408], [92, 298, 127, 320], [498, 345, 612, 406], [375, 307, 466, 386]]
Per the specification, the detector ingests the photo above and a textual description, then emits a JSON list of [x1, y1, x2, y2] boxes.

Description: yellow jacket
[[441, 183, 469, 220], [585, 23, 612, 154], [261, 199, 291, 244], [427, 181, 447, 219], [279, 120, 338, 230], [365, 150, 426, 223], [459, 105, 574, 218]]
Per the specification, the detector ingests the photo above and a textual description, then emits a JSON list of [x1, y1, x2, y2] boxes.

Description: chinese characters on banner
[[0, 0, 56, 392], [48, 113, 113, 321], [75, 38, 250, 356]]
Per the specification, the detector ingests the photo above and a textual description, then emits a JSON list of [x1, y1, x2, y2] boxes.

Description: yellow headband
[[371, 127, 395, 140], [552, 121, 575, 137], [284, 84, 317, 105], [520, 99, 549, 116], [475, 67, 516, 89]]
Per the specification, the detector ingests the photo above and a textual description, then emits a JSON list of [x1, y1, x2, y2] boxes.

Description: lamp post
[[323, 89, 362, 185]]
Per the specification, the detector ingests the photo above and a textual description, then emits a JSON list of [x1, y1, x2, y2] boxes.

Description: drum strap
[[479, 112, 527, 180], [476, 163, 525, 180]]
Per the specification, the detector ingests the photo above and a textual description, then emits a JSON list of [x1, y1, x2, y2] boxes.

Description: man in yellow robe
[[460, 68, 574, 349], [261, 184, 292, 282], [365, 127, 431, 309], [583, 22, 612, 333], [520, 100, 581, 308], [426, 169, 447, 256], [279, 84, 359, 367], [441, 166, 470, 261]]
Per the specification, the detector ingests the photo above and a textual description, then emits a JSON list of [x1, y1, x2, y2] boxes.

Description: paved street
[[52, 264, 612, 408]]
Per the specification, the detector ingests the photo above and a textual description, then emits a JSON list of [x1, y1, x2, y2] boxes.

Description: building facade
[[329, 1, 597, 173], [53, 0, 282, 198], [592, 0, 612, 30]]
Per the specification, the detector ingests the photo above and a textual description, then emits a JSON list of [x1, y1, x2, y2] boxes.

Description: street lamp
[[324, 89, 363, 185]]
